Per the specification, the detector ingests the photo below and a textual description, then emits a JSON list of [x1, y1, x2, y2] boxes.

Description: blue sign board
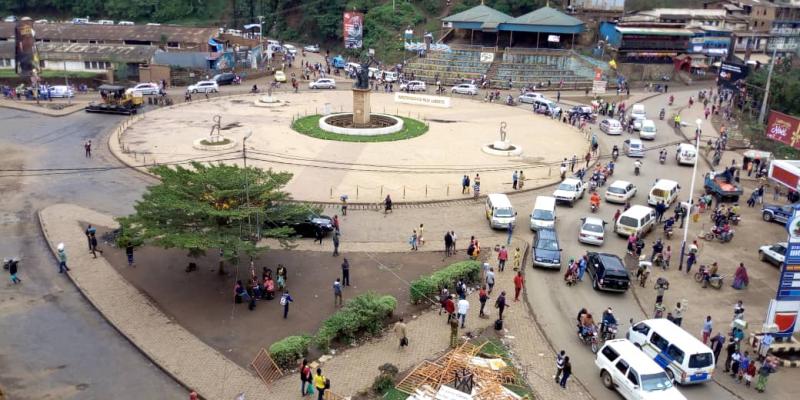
[[778, 206, 800, 301]]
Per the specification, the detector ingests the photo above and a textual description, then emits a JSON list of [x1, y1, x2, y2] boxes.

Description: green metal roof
[[507, 6, 584, 27], [442, 4, 513, 24], [616, 26, 695, 36]]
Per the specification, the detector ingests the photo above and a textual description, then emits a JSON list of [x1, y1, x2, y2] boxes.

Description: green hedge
[[268, 335, 312, 370], [314, 292, 397, 352], [409, 260, 482, 304]]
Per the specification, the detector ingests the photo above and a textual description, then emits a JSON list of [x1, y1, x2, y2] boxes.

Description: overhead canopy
[[442, 5, 585, 34], [443, 4, 513, 31]]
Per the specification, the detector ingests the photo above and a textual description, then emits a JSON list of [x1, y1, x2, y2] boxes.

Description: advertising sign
[[592, 80, 607, 94], [717, 62, 748, 89], [766, 110, 800, 149], [15, 18, 39, 78], [547, 35, 560, 43], [343, 12, 364, 49], [479, 52, 494, 63], [764, 205, 800, 338], [394, 92, 451, 108]]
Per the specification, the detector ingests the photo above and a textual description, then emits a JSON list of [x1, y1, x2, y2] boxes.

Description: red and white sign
[[766, 110, 800, 149], [769, 160, 800, 192]]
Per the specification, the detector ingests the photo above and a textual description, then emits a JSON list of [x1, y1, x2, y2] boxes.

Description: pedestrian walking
[[90, 233, 103, 258], [554, 350, 566, 383], [498, 245, 508, 271], [513, 247, 521, 270], [314, 226, 323, 244], [314, 368, 328, 400], [341, 196, 348, 216], [570, 155, 577, 172], [578, 255, 587, 281], [710, 332, 725, 362], [479, 285, 489, 317], [513, 271, 524, 301], [512, 170, 518, 190], [755, 359, 775, 392], [125, 243, 135, 267], [332, 230, 340, 256], [409, 230, 418, 251], [341, 258, 350, 286], [418, 224, 425, 246], [518, 170, 525, 189], [384, 194, 393, 214], [280, 290, 294, 318], [56, 243, 70, 273], [486, 268, 496, 294], [300, 359, 312, 396], [8, 258, 20, 284], [333, 278, 343, 307], [449, 315, 460, 348], [495, 291, 508, 320], [444, 231, 453, 256], [457, 297, 469, 328], [686, 252, 696, 274], [85, 225, 96, 250], [84, 140, 92, 158], [451, 230, 457, 253], [506, 223, 514, 245], [395, 317, 408, 348], [672, 302, 684, 326], [560, 161, 567, 180], [462, 175, 470, 194], [702, 316, 713, 344], [559, 356, 572, 388], [438, 286, 450, 315]]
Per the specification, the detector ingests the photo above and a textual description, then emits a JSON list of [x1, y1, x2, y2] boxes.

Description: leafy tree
[[117, 162, 307, 273]]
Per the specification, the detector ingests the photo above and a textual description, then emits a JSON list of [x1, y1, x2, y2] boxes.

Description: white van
[[485, 193, 516, 229], [530, 196, 556, 231], [382, 71, 398, 82], [532, 98, 561, 116], [631, 104, 646, 121], [615, 205, 656, 237], [627, 319, 716, 385], [596, 339, 687, 400], [639, 120, 657, 140], [647, 179, 680, 207], [675, 143, 697, 165]]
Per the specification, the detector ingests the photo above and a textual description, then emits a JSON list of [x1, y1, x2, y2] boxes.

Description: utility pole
[[243, 130, 252, 238], [679, 119, 703, 270], [758, 46, 778, 125]]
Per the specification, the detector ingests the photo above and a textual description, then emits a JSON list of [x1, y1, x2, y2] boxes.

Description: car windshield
[[557, 183, 575, 191], [533, 209, 554, 220], [652, 189, 668, 197], [619, 216, 637, 227], [582, 223, 604, 233], [494, 207, 514, 218], [609, 121, 620, 127], [643, 126, 655, 132], [640, 372, 673, 391], [689, 353, 714, 368], [538, 239, 559, 251], [608, 187, 626, 194]]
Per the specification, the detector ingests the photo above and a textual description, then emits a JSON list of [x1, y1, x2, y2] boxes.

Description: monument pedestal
[[352, 88, 371, 127]]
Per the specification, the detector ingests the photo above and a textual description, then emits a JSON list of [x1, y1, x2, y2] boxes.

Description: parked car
[[552, 178, 585, 206], [4, 15, 18, 22], [34, 19, 50, 24], [568, 105, 594, 121], [759, 242, 787, 267], [309, 78, 336, 89], [97, 19, 114, 25], [586, 252, 630, 292], [283, 44, 297, 55], [117, 20, 135, 25], [274, 70, 287, 82], [623, 139, 645, 157], [451, 83, 478, 95], [130, 82, 160, 95], [596, 339, 686, 400], [47, 85, 75, 98], [400, 80, 426, 92], [212, 72, 237, 86], [303, 44, 320, 53], [187, 80, 219, 93], [518, 92, 545, 104], [265, 214, 334, 237], [605, 180, 637, 204], [532, 227, 562, 269], [579, 217, 606, 246], [762, 204, 793, 224], [600, 118, 623, 135]]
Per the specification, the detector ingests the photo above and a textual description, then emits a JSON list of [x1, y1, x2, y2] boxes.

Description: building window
[[84, 61, 112, 70], [39, 60, 45, 68], [167, 42, 180, 48], [0, 58, 12, 67]]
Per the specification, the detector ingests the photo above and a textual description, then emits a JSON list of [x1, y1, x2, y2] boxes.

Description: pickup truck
[[704, 170, 742, 201]]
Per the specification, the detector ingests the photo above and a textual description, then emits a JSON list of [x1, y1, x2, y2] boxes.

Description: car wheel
[[759, 251, 766, 261], [601, 370, 613, 389], [665, 369, 675, 383], [212, 89, 218, 93], [192, 89, 197, 94], [592, 278, 598, 290], [763, 213, 773, 222]]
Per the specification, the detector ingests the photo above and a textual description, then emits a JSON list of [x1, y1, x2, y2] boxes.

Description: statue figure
[[499, 121, 508, 142], [354, 55, 376, 90]]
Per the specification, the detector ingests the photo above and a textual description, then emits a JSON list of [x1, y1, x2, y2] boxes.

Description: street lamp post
[[243, 130, 252, 238], [679, 118, 704, 270]]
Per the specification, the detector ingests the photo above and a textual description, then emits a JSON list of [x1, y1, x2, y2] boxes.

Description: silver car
[[579, 217, 606, 246], [451, 83, 478, 95], [599, 118, 622, 135], [309, 79, 336, 89]]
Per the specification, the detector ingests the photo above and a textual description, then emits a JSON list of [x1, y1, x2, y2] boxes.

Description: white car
[[188, 80, 219, 94], [4, 16, 18, 22], [283, 44, 297, 55], [639, 119, 657, 140], [600, 118, 622, 135], [309, 78, 336, 89], [759, 242, 787, 268], [579, 216, 606, 245], [118, 21, 135, 25], [518, 92, 544, 104], [400, 80, 426, 92], [605, 180, 637, 203], [303, 44, 320, 53], [130, 82, 160, 95], [596, 339, 686, 400], [34, 19, 50, 24], [552, 178, 585, 206], [451, 83, 478, 95], [47, 85, 74, 98]]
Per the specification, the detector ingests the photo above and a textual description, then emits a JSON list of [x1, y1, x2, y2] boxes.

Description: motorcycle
[[634, 165, 641, 176], [664, 226, 673, 240], [577, 324, 599, 353], [659, 109, 665, 120], [704, 227, 734, 242], [611, 150, 619, 162], [668, 96, 674, 106], [601, 323, 619, 341], [506, 97, 517, 106], [591, 202, 598, 213], [694, 265, 725, 289], [659, 153, 666, 164]]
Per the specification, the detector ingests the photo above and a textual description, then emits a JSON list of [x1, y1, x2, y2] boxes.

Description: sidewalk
[[38, 203, 592, 400], [0, 98, 88, 116]]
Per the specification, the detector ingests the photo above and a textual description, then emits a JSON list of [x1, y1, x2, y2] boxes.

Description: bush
[[372, 373, 395, 395], [314, 292, 397, 351], [268, 335, 312, 370], [409, 260, 481, 304]]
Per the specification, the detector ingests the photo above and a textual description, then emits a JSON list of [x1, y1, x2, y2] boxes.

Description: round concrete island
[[318, 113, 404, 136]]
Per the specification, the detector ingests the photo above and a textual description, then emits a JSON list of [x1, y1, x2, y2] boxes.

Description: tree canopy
[[117, 162, 309, 264]]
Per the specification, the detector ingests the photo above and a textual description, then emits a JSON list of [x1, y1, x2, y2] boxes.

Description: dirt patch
[[95, 227, 453, 368]]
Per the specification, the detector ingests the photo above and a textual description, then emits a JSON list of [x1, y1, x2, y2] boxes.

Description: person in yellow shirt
[[314, 368, 327, 400], [513, 247, 521, 270]]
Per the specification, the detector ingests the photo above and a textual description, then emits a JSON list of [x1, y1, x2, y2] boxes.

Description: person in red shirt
[[444, 295, 456, 323], [478, 285, 489, 317], [513, 271, 524, 301], [498, 246, 509, 271]]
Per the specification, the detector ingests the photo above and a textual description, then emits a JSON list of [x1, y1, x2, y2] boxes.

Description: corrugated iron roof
[[442, 4, 513, 23], [508, 6, 584, 27], [37, 42, 157, 62], [0, 22, 216, 45]]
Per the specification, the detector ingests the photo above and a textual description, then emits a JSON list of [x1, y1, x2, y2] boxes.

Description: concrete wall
[[43, 60, 110, 72], [616, 62, 674, 81]]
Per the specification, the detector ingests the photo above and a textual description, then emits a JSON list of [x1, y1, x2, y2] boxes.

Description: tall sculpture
[[352, 55, 377, 126]]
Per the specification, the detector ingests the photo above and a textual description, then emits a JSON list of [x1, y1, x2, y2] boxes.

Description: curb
[[35, 207, 200, 398], [106, 91, 600, 208], [748, 334, 800, 368], [0, 100, 87, 117]]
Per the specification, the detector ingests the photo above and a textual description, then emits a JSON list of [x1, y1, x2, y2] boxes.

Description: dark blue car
[[532, 228, 561, 269], [762, 204, 793, 224]]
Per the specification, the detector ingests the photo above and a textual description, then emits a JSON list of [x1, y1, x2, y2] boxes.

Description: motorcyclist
[[590, 192, 601, 210], [651, 239, 664, 262], [674, 114, 681, 128], [663, 216, 675, 234], [580, 312, 596, 338], [611, 145, 619, 160], [634, 159, 642, 175], [577, 308, 588, 333], [250, 84, 258, 93], [506, 94, 514, 105], [659, 108, 665, 120], [607, 160, 615, 175], [600, 307, 617, 336], [659, 149, 667, 162], [668, 95, 674, 105], [702, 262, 719, 287]]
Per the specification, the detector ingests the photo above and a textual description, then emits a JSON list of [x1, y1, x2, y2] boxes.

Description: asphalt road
[[523, 88, 740, 400], [0, 108, 184, 399]]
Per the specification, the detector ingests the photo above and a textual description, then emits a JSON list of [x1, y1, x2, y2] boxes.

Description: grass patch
[[292, 114, 428, 142], [200, 138, 232, 146], [382, 388, 408, 400], [0, 70, 102, 79]]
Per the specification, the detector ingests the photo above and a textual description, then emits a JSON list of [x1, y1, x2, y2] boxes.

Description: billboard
[[717, 62, 748, 89], [572, 0, 625, 11], [766, 110, 800, 149], [15, 18, 40, 78], [343, 12, 363, 49]]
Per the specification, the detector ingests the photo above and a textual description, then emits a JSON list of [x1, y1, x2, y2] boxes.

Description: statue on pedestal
[[354, 55, 377, 90]]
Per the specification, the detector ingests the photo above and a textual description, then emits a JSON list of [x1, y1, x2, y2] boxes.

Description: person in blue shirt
[[578, 255, 588, 281], [281, 291, 294, 319], [600, 307, 617, 336]]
